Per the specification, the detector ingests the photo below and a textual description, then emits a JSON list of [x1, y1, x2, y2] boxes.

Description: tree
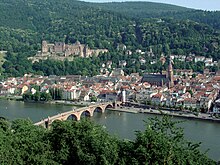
[[0, 118, 10, 132], [40, 92, 52, 102], [0, 117, 215, 164], [0, 119, 56, 164], [49, 119, 119, 164], [50, 88, 63, 100], [146, 100, 152, 105], [90, 96, 97, 102], [122, 116, 215, 165], [22, 92, 32, 101], [33, 91, 40, 101]]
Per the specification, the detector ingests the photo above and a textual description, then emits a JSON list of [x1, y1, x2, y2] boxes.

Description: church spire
[[168, 56, 174, 88]]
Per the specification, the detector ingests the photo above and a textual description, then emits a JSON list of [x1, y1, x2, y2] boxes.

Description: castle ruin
[[28, 40, 108, 63]]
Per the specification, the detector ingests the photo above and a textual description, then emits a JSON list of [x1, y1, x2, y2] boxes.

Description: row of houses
[[118, 43, 218, 67], [0, 72, 141, 102], [171, 54, 218, 67], [134, 73, 219, 112], [1, 69, 220, 113]]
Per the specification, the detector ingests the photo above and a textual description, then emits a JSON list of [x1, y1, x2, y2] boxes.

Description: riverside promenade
[[109, 106, 220, 123]]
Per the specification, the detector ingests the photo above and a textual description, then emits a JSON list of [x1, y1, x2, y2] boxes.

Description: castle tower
[[41, 40, 48, 54], [83, 44, 89, 57], [75, 41, 83, 57], [79, 45, 84, 57], [167, 56, 174, 88]]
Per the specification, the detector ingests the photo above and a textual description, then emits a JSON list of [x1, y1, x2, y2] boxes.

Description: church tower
[[167, 56, 174, 88]]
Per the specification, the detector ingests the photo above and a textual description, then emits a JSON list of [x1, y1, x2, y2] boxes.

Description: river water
[[0, 100, 219, 161]]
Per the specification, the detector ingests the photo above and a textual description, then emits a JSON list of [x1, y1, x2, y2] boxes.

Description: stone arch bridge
[[34, 101, 122, 128]]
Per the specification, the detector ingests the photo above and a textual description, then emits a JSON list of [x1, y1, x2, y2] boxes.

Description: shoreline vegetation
[[0, 116, 215, 164]]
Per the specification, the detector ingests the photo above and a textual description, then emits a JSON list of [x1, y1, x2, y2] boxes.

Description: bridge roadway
[[34, 101, 122, 128]]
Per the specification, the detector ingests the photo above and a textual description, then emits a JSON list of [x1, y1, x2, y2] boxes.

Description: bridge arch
[[66, 114, 78, 121], [0, 116, 6, 120], [104, 104, 114, 110], [46, 119, 63, 128], [51, 118, 62, 123], [34, 101, 123, 128], [79, 110, 92, 120], [93, 106, 104, 113]]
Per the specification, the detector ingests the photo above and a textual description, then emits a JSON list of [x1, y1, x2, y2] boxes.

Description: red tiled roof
[[213, 76, 220, 81], [152, 93, 162, 98]]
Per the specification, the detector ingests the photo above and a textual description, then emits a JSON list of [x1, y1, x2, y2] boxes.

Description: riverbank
[[1, 96, 87, 108], [49, 100, 87, 107], [2, 96, 220, 123], [108, 108, 138, 113], [108, 107, 220, 123], [24, 100, 86, 108], [0, 95, 23, 101], [142, 109, 220, 123]]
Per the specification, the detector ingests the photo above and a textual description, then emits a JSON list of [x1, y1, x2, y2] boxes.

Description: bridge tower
[[122, 89, 126, 104]]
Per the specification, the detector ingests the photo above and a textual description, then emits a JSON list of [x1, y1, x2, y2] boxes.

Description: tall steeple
[[167, 56, 174, 88]]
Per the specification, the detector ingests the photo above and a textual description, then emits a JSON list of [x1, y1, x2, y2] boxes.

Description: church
[[141, 58, 174, 88]]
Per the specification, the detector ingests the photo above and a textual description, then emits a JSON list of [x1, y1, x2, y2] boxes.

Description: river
[[0, 100, 219, 161]]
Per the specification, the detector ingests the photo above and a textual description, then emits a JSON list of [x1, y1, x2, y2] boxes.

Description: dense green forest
[[91, 2, 191, 19], [95, 2, 220, 30], [0, 116, 216, 164], [0, 0, 220, 77]]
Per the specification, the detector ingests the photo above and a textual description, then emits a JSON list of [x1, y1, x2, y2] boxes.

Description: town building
[[141, 57, 174, 88]]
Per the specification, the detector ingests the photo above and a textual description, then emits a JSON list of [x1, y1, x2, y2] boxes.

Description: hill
[[90, 2, 220, 30], [89, 1, 192, 18], [165, 10, 220, 30], [0, 0, 220, 77]]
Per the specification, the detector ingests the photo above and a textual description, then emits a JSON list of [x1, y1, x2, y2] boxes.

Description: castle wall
[[54, 42, 65, 53], [39, 40, 108, 60]]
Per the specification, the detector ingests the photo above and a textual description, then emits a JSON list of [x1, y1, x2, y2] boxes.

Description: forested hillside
[[0, 0, 190, 30], [163, 10, 220, 30], [95, 2, 220, 30], [89, 1, 191, 18], [0, 0, 220, 77]]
